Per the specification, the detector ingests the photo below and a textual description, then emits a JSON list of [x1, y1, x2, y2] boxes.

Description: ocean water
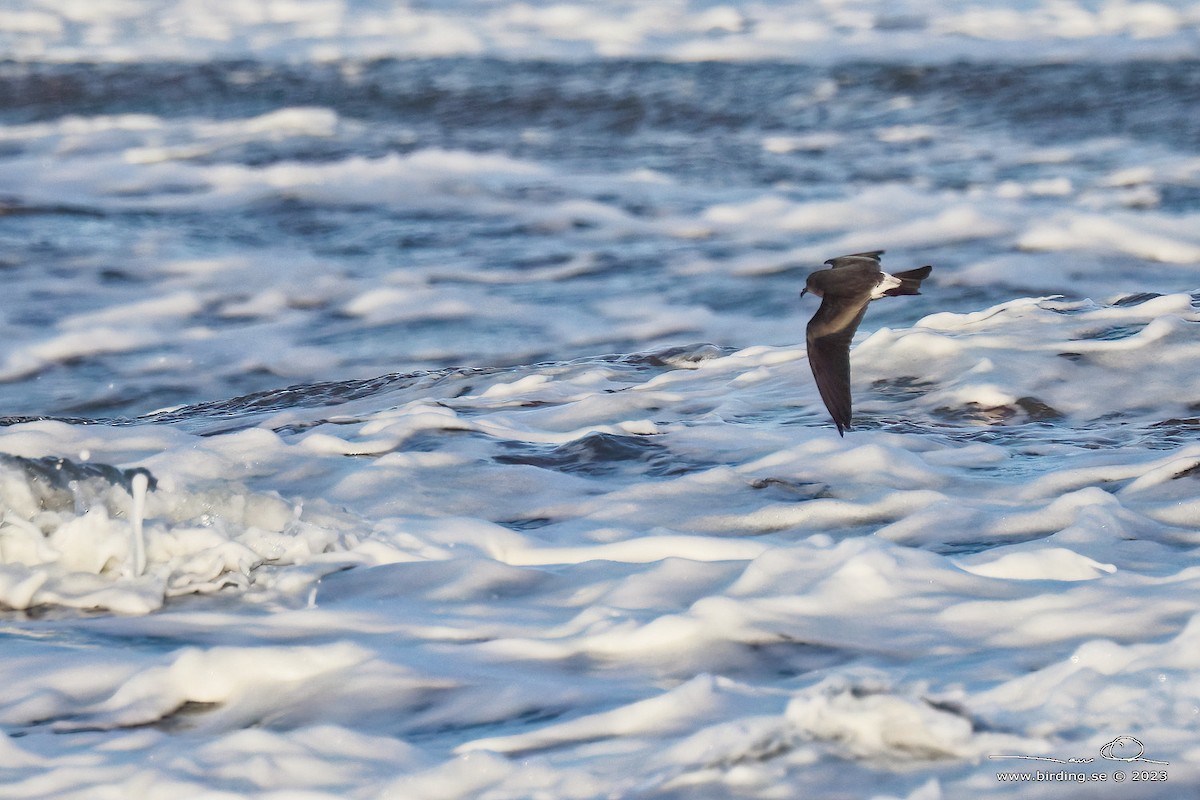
[[2, 1, 1200, 798]]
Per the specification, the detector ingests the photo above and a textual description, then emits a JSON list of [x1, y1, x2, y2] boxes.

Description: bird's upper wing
[[825, 251, 884, 270], [806, 296, 870, 435]]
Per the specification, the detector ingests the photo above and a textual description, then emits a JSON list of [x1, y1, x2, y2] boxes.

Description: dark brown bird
[[801, 251, 932, 435]]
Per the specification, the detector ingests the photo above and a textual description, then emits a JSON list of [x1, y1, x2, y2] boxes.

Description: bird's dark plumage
[[801, 251, 932, 435]]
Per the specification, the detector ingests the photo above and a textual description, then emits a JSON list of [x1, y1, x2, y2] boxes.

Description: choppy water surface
[[2, 2, 1200, 797]]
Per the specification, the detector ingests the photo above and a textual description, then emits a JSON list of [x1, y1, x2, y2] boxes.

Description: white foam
[[6, 323, 1200, 792], [956, 547, 1117, 581], [1019, 211, 1200, 263]]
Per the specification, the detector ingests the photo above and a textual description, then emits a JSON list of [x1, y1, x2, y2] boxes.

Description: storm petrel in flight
[[801, 251, 932, 435]]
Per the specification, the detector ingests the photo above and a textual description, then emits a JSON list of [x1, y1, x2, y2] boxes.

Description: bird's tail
[[882, 265, 932, 297]]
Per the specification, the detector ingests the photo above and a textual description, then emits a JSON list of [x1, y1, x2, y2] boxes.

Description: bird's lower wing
[[806, 302, 868, 435]]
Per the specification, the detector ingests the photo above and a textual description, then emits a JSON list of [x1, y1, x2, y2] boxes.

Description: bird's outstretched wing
[[806, 297, 870, 436], [825, 251, 884, 270]]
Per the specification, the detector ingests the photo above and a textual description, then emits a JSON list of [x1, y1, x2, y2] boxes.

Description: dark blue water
[[1, 58, 1197, 418]]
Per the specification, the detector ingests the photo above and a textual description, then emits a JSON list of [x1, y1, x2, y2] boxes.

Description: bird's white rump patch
[[871, 272, 903, 299]]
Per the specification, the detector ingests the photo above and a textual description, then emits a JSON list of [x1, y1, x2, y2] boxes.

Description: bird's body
[[801, 251, 932, 435]]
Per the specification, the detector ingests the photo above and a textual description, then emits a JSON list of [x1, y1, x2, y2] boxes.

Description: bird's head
[[800, 274, 824, 299]]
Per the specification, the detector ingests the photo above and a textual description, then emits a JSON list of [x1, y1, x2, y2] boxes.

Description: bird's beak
[[800, 288, 808, 298]]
